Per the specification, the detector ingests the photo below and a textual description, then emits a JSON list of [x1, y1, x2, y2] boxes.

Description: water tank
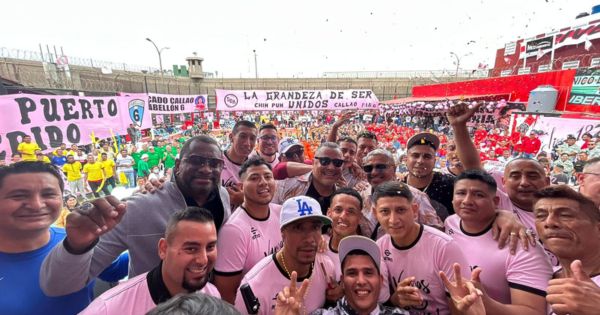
[[593, 5, 600, 14], [528, 85, 558, 112]]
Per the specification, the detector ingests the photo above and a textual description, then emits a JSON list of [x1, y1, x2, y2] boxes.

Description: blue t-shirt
[[0, 227, 94, 315], [51, 156, 67, 167]]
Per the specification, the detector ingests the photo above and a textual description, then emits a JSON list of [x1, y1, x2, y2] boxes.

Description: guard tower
[[186, 52, 204, 80]]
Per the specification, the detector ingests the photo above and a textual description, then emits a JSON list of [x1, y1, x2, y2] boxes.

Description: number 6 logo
[[128, 99, 145, 127]]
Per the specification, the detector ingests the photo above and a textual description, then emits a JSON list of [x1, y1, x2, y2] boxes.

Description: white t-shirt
[[215, 204, 283, 277], [445, 215, 552, 304], [234, 253, 335, 315], [116, 155, 134, 171], [377, 225, 470, 315]]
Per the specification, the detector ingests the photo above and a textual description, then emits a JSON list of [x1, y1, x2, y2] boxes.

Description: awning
[[381, 93, 511, 105]]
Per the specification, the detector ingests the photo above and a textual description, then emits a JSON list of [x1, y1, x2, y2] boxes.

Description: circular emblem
[[224, 94, 238, 108]]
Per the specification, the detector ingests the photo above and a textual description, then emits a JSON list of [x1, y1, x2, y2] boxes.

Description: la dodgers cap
[[338, 235, 381, 270], [280, 196, 332, 229]]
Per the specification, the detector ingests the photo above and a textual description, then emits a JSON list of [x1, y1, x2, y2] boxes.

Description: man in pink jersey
[[222, 120, 258, 207], [249, 123, 280, 169], [80, 207, 220, 314], [373, 181, 469, 315], [446, 169, 552, 315], [234, 196, 336, 315], [214, 157, 283, 304], [533, 185, 600, 315], [275, 235, 408, 314]]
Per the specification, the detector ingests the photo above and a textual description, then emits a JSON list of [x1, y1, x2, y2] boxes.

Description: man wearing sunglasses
[[360, 149, 441, 239], [274, 142, 344, 212], [40, 135, 232, 298], [249, 123, 280, 168], [272, 137, 313, 180]]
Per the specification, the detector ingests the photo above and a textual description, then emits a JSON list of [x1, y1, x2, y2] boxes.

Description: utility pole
[[146, 38, 169, 78], [253, 49, 258, 78]]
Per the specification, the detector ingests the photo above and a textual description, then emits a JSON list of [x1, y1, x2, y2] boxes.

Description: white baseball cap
[[339, 235, 381, 270], [280, 196, 332, 229], [278, 137, 303, 154]]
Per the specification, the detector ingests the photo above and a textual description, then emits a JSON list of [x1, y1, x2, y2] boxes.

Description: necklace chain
[[278, 250, 313, 315]]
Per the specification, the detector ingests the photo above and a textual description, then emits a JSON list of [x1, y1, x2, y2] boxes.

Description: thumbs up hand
[[546, 260, 600, 315]]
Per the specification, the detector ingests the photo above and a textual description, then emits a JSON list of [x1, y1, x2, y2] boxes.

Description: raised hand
[[275, 271, 310, 315], [440, 263, 485, 315], [446, 102, 482, 126], [65, 195, 126, 253], [333, 111, 356, 127]]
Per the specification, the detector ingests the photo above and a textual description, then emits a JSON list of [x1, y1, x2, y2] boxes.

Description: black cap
[[407, 132, 440, 151]]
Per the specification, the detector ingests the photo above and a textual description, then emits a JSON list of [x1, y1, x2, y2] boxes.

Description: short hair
[[179, 135, 220, 159], [239, 156, 273, 178], [0, 161, 64, 192], [11, 153, 21, 157], [165, 207, 215, 243], [372, 181, 413, 204], [315, 142, 341, 156], [357, 131, 378, 142], [455, 169, 497, 193], [232, 120, 257, 134], [584, 157, 600, 171], [363, 149, 395, 166], [561, 153, 569, 157], [101, 153, 107, 156], [505, 157, 545, 174], [338, 137, 357, 147], [146, 293, 240, 315], [330, 187, 363, 211], [259, 123, 277, 132], [534, 185, 600, 222], [341, 249, 380, 275]]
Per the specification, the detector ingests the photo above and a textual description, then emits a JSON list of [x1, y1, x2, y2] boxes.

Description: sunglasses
[[315, 157, 344, 167], [362, 164, 389, 173], [183, 155, 224, 168], [284, 148, 304, 159]]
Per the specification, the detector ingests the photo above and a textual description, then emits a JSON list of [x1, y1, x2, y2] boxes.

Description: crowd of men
[[1, 104, 600, 315]]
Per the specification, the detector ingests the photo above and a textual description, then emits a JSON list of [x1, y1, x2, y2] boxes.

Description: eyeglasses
[[583, 172, 600, 177], [182, 155, 224, 168], [284, 148, 304, 159], [315, 157, 344, 168], [259, 135, 278, 142], [363, 164, 389, 173]]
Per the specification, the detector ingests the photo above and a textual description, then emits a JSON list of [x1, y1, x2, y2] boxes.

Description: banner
[[511, 114, 600, 152], [121, 93, 208, 113], [0, 94, 154, 161], [383, 102, 510, 128], [215, 89, 379, 111], [522, 36, 554, 59], [567, 68, 600, 106]]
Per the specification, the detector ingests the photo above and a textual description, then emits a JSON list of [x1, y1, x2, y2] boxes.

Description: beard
[[182, 272, 210, 292]]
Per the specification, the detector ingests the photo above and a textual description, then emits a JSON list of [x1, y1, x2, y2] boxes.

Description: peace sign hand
[[275, 271, 310, 315]]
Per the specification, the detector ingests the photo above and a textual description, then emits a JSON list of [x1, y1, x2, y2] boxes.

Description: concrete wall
[[0, 57, 470, 107]]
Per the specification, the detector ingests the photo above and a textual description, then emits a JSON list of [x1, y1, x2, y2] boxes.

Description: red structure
[[412, 70, 577, 111], [491, 15, 600, 77]]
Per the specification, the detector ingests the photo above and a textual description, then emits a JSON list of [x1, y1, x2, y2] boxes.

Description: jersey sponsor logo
[[383, 249, 393, 262], [296, 199, 313, 216], [251, 227, 262, 240]]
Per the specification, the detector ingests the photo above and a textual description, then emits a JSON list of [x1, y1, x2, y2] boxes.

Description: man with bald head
[[577, 157, 600, 207], [273, 142, 344, 212]]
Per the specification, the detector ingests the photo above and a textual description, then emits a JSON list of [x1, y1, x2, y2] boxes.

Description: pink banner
[[120, 92, 208, 113], [215, 89, 379, 112], [0, 94, 154, 161]]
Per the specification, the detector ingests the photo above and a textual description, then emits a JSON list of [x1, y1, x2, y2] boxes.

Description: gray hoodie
[[40, 181, 231, 296]]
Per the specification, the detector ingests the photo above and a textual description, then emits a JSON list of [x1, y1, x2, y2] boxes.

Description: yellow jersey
[[101, 159, 116, 177], [83, 162, 105, 181], [62, 162, 83, 181], [18, 142, 41, 161]]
